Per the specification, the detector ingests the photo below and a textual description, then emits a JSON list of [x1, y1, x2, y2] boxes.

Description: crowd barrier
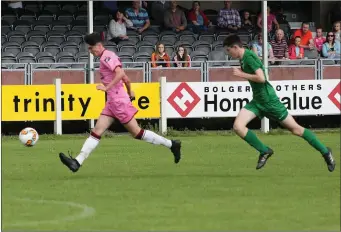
[[2, 75, 340, 134], [1, 59, 340, 85], [2, 60, 340, 135]]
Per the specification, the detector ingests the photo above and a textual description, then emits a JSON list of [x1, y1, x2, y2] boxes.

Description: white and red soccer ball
[[19, 127, 39, 147]]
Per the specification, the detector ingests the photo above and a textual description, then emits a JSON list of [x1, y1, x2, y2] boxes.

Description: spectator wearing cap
[[322, 32, 341, 59], [270, 29, 289, 59], [313, 27, 326, 53], [125, 0, 150, 33], [288, 36, 305, 60], [217, 1, 241, 32], [187, 1, 212, 34], [292, 22, 314, 49], [257, 6, 279, 34], [151, 42, 171, 68], [164, 0, 187, 32], [333, 21, 341, 41]]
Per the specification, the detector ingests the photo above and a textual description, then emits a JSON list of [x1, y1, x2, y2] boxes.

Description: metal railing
[[1, 58, 340, 84]]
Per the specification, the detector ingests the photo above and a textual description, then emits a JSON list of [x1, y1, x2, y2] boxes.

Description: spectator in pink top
[[257, 6, 279, 33], [313, 27, 326, 53]]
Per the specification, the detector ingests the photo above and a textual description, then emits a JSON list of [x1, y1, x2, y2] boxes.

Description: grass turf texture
[[2, 130, 340, 231]]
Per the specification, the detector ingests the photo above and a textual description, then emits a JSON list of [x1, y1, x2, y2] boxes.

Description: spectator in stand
[[164, 0, 187, 32], [333, 21, 341, 41], [251, 32, 275, 61], [322, 32, 341, 59], [289, 36, 304, 60], [151, 1, 171, 27], [241, 10, 254, 33], [292, 22, 314, 49], [187, 1, 212, 34], [270, 29, 289, 59], [125, 0, 150, 33], [257, 6, 279, 34], [107, 9, 133, 43], [173, 45, 191, 67], [217, 1, 241, 32], [151, 42, 171, 68], [313, 27, 326, 53]]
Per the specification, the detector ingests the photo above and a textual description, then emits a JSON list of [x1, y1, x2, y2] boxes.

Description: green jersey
[[240, 49, 278, 103]]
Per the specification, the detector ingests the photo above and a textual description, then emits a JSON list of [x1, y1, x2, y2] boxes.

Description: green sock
[[243, 130, 269, 154], [302, 129, 329, 155]]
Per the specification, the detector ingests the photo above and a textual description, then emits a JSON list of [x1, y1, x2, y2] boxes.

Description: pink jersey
[[99, 50, 129, 101], [314, 37, 326, 52]]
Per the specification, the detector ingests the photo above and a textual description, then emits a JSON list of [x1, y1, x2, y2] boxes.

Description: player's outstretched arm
[[233, 68, 266, 83]]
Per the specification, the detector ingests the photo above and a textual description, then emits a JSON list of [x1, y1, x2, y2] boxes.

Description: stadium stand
[[1, 1, 340, 75]]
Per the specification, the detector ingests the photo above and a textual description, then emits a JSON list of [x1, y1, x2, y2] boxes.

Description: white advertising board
[[165, 80, 341, 118]]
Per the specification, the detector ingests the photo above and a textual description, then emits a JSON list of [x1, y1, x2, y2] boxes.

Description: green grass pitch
[[2, 131, 340, 231]]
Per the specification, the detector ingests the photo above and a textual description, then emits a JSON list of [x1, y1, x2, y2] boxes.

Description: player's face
[[88, 43, 102, 57], [225, 45, 238, 59]]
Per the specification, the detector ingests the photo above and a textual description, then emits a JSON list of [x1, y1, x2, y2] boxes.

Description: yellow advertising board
[[2, 83, 160, 121]]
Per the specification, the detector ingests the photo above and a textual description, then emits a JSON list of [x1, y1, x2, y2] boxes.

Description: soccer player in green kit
[[223, 34, 335, 172]]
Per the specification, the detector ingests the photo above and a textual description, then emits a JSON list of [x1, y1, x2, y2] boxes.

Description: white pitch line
[[8, 198, 96, 227]]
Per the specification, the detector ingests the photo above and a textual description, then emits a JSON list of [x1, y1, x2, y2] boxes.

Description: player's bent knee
[[233, 122, 246, 136], [290, 127, 304, 136]]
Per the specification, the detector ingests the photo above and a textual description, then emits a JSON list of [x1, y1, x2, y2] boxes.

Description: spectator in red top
[[257, 6, 279, 34], [187, 1, 212, 34], [313, 27, 326, 53], [292, 22, 314, 49], [289, 36, 305, 60]]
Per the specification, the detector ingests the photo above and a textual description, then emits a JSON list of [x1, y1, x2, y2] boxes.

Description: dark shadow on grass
[[5, 173, 279, 181]]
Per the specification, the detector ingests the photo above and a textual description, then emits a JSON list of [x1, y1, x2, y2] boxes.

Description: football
[[19, 127, 39, 147]]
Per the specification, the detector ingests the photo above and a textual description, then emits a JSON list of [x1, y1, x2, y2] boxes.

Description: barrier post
[[54, 78, 62, 135], [88, 0, 95, 130], [159, 76, 167, 134], [261, 0, 270, 133]]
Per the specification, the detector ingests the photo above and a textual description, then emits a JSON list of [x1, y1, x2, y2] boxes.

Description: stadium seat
[[19, 12, 37, 22], [17, 52, 36, 63], [51, 64, 70, 69], [160, 31, 177, 43], [76, 51, 89, 62], [56, 51, 75, 62], [137, 41, 155, 55], [36, 52, 55, 63], [303, 48, 318, 59], [190, 50, 208, 67], [7, 31, 26, 44], [193, 40, 211, 55], [133, 52, 151, 67], [22, 41, 41, 55], [208, 50, 227, 66], [61, 41, 79, 54], [199, 33, 215, 44], [1, 25, 12, 35], [2, 41, 22, 56], [33, 23, 51, 33], [212, 41, 223, 51], [179, 34, 197, 44], [62, 4, 78, 14], [2, 52, 16, 59], [2, 14, 17, 25], [42, 41, 61, 56], [46, 31, 65, 44]]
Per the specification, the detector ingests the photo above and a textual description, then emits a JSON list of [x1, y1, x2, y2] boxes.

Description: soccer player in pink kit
[[59, 33, 181, 173]]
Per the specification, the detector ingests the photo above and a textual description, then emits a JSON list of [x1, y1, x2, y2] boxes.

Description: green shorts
[[244, 99, 289, 122]]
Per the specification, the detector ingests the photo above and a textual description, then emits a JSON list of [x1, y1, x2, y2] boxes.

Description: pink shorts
[[101, 98, 138, 124]]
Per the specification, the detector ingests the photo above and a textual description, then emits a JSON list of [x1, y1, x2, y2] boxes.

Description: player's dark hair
[[84, 32, 102, 46], [223, 34, 243, 48]]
